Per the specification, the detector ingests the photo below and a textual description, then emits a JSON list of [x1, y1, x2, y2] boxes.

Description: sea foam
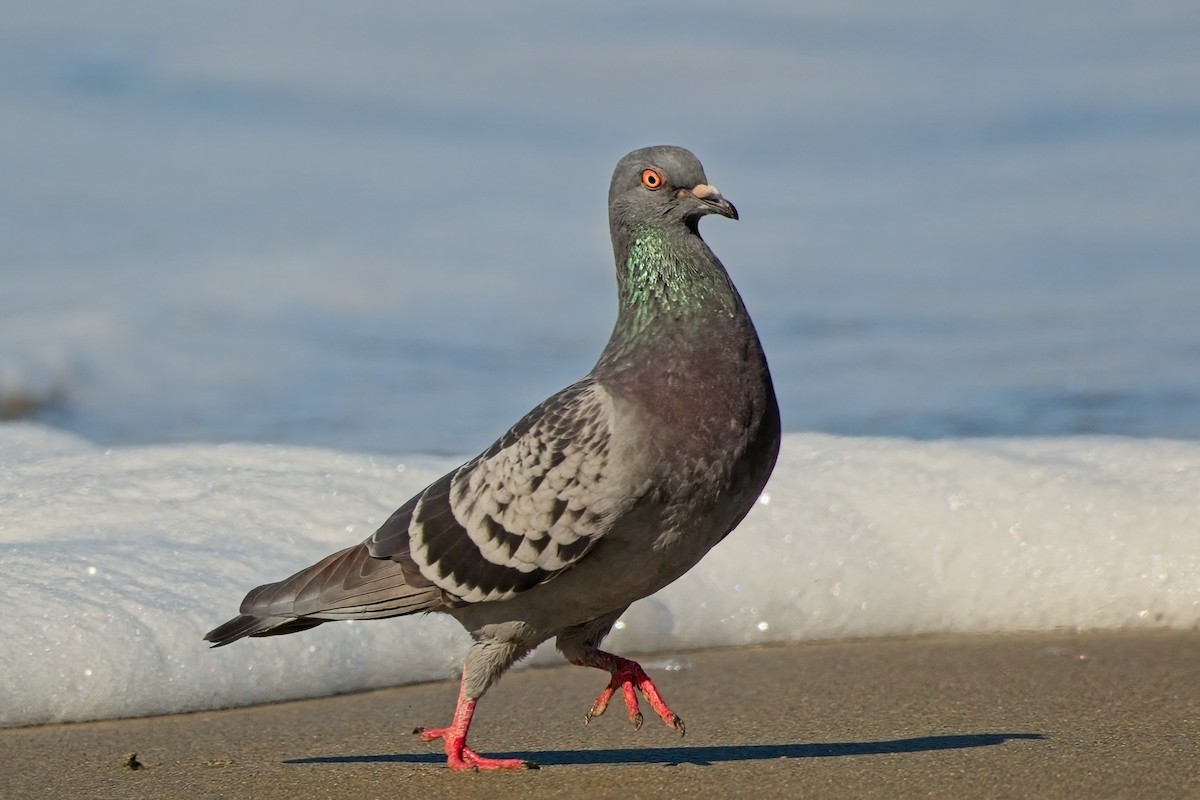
[[1, 423, 1196, 727]]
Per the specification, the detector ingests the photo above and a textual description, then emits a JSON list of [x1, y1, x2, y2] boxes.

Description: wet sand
[[1, 630, 1197, 799]]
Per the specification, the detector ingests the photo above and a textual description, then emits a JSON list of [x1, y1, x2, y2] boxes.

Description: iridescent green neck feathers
[[610, 227, 739, 350]]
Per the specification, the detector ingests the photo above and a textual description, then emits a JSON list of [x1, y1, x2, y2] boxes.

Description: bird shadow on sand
[[285, 732, 1045, 768]]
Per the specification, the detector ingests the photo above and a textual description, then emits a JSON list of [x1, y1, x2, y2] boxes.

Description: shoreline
[[2, 630, 1197, 799]]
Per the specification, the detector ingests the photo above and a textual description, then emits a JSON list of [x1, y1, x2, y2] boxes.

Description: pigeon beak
[[688, 183, 739, 220]]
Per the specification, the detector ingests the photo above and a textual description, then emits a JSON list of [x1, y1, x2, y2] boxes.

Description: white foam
[[2, 424, 1197, 728]]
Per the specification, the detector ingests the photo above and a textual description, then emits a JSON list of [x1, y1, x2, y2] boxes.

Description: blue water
[[3, 1, 1198, 454]]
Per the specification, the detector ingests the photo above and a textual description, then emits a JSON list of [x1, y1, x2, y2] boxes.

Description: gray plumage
[[206, 145, 780, 770]]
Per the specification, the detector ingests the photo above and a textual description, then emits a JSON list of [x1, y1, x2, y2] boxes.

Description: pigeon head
[[601, 146, 746, 358], [608, 146, 738, 236]]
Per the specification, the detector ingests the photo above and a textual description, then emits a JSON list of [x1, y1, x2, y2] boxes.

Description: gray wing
[[204, 378, 633, 648], [368, 378, 634, 605]]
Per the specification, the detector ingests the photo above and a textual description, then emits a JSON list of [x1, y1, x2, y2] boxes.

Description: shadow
[[286, 732, 1045, 767]]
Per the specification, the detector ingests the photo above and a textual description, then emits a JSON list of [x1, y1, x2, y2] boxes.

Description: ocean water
[[4, 1, 1198, 451], [1, 2, 1198, 726]]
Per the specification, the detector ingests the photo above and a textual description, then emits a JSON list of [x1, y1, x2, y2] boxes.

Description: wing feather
[[366, 379, 635, 605]]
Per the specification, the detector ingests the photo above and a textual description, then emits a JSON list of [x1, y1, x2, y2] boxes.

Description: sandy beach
[[2, 630, 1197, 800]]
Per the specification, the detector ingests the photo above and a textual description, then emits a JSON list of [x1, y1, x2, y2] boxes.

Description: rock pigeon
[[205, 145, 781, 771]]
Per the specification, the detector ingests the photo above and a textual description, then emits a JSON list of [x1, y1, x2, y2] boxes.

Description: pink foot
[[414, 693, 536, 771], [580, 652, 685, 734], [414, 726, 534, 770]]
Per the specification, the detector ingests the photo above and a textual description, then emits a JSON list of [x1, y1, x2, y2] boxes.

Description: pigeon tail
[[203, 613, 324, 646], [204, 543, 444, 646]]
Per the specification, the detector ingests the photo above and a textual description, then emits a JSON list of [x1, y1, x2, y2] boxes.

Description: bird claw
[[413, 725, 445, 743], [579, 653, 684, 735]]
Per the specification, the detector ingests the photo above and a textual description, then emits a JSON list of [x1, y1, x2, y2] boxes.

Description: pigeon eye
[[640, 168, 665, 190]]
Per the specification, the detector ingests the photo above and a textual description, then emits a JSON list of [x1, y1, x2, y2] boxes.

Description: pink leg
[[414, 680, 536, 771], [572, 651, 685, 735]]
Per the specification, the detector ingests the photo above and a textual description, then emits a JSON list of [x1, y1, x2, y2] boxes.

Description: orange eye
[[640, 168, 665, 190]]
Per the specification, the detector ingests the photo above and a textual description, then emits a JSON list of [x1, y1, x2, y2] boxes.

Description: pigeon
[[205, 145, 781, 771]]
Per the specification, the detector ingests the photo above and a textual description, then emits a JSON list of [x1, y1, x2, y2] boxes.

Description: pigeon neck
[[602, 226, 741, 361]]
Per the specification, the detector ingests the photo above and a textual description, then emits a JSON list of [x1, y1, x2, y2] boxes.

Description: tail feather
[[204, 613, 321, 647], [204, 543, 443, 647]]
